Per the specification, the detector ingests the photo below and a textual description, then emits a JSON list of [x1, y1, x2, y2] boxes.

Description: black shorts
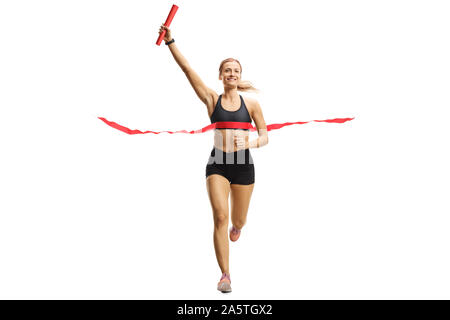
[[205, 147, 255, 185]]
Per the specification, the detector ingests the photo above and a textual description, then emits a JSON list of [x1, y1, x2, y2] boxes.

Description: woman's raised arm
[[159, 24, 215, 106]]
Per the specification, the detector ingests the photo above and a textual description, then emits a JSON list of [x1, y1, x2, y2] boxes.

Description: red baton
[[156, 4, 179, 46]]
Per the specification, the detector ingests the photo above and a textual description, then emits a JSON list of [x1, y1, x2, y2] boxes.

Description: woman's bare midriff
[[214, 128, 250, 153], [209, 93, 252, 153]]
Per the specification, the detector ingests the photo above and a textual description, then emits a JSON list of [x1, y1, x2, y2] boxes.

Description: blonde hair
[[219, 58, 259, 93]]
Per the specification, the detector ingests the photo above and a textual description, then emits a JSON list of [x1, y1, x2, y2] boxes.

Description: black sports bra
[[210, 94, 252, 128]]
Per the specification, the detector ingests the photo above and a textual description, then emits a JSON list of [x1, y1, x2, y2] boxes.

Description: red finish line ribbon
[[98, 117, 355, 135]]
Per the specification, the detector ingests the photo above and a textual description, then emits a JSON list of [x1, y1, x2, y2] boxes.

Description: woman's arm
[[234, 99, 269, 150], [247, 100, 269, 149], [159, 25, 215, 106]]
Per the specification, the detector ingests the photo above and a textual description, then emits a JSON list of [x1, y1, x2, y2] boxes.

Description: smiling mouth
[[226, 78, 236, 81]]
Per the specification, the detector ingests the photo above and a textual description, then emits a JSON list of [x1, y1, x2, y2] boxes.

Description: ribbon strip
[[98, 117, 355, 135]]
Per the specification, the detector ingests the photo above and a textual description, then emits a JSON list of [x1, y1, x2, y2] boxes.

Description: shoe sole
[[217, 283, 232, 293], [229, 228, 241, 242]]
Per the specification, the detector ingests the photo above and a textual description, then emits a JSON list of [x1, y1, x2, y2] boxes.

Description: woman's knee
[[232, 217, 246, 229], [213, 210, 229, 227]]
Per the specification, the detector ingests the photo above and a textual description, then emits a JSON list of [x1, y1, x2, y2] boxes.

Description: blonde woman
[[159, 24, 269, 293]]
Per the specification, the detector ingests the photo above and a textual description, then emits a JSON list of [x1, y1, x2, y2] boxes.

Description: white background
[[1, 0, 449, 299]]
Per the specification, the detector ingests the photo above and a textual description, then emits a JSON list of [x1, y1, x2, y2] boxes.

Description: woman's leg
[[206, 174, 231, 274], [230, 183, 255, 230]]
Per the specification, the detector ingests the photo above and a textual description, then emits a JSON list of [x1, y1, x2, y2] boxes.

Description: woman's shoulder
[[241, 95, 260, 115]]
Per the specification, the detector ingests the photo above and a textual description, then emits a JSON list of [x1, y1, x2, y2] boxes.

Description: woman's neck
[[222, 88, 239, 100]]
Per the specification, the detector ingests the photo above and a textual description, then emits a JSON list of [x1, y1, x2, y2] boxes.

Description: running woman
[[159, 24, 269, 293]]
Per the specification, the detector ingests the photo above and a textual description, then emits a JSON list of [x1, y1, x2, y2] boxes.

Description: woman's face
[[220, 61, 241, 87]]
